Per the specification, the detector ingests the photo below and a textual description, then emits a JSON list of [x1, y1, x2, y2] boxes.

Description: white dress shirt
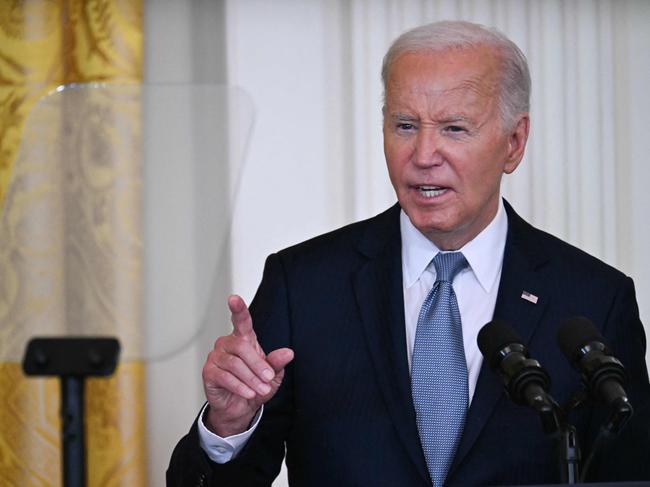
[[401, 199, 507, 402], [199, 199, 508, 462]]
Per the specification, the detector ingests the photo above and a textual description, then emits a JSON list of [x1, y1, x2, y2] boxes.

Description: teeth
[[418, 186, 447, 198]]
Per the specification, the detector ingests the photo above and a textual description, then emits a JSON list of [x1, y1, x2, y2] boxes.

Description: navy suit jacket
[[168, 201, 650, 486]]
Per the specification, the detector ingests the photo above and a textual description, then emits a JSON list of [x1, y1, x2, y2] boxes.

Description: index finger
[[228, 294, 254, 338]]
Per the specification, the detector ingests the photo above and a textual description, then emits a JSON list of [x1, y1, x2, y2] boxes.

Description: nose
[[414, 129, 443, 167]]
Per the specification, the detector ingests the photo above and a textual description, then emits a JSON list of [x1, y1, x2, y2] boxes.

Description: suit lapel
[[351, 202, 553, 482], [449, 201, 551, 476], [352, 205, 431, 485]]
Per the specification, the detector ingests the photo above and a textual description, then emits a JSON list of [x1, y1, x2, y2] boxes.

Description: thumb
[[266, 347, 294, 373]]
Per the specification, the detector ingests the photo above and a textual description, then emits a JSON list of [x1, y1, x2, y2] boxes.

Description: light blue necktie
[[411, 252, 469, 487]]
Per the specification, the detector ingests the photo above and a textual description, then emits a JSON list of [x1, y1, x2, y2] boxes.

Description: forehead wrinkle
[[385, 63, 501, 126], [388, 73, 498, 108], [387, 96, 489, 127], [456, 74, 499, 99], [431, 76, 500, 122]]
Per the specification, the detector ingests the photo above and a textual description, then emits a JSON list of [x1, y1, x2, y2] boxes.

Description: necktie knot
[[432, 251, 467, 283]]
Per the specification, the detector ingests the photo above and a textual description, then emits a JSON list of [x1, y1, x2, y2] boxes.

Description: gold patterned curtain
[[0, 1, 146, 485]]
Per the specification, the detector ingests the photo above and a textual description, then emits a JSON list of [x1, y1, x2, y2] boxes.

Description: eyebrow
[[388, 113, 472, 124], [438, 115, 471, 124], [389, 113, 419, 122]]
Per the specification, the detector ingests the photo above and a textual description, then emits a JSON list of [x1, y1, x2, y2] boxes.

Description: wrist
[[204, 406, 256, 438]]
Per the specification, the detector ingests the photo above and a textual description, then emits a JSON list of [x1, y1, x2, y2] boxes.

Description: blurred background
[[0, 1, 648, 486]]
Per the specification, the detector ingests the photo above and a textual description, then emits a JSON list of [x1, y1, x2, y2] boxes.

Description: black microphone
[[557, 316, 633, 427], [478, 320, 558, 424]]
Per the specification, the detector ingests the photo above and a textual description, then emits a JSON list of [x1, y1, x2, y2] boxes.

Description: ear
[[503, 115, 530, 174]]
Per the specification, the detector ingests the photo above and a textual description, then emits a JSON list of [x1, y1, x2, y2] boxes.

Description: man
[[168, 21, 650, 486]]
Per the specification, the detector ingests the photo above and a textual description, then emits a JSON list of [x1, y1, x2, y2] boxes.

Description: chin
[[411, 215, 457, 237], [405, 205, 453, 228], [407, 209, 468, 244]]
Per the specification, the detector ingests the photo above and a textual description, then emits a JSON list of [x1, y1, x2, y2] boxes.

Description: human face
[[383, 47, 529, 250]]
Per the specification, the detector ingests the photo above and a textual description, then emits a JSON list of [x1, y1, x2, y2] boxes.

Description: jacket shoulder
[[505, 201, 631, 285]]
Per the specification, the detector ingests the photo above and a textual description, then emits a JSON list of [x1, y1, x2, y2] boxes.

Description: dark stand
[[558, 425, 581, 484], [549, 388, 634, 484], [22, 337, 120, 487], [530, 394, 581, 484]]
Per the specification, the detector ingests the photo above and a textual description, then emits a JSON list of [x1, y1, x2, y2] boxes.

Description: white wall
[[143, 2, 230, 486], [144, 1, 650, 486]]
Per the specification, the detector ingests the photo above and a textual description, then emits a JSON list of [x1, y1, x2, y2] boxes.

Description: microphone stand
[[565, 388, 633, 482], [557, 424, 580, 483], [531, 382, 636, 483], [528, 392, 581, 483]]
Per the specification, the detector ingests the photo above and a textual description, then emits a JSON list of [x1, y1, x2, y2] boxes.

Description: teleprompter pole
[[22, 337, 120, 487], [61, 376, 85, 487]]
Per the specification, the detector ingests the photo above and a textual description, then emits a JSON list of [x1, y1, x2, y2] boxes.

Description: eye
[[445, 125, 466, 133], [397, 123, 416, 131]]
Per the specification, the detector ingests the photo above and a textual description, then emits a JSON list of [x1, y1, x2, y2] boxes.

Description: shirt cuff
[[197, 403, 264, 464]]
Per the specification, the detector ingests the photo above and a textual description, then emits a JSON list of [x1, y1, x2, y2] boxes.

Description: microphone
[[479, 320, 583, 481], [557, 316, 633, 427], [478, 320, 557, 420]]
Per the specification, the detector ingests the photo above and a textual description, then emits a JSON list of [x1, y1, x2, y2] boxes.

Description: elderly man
[[168, 21, 650, 486]]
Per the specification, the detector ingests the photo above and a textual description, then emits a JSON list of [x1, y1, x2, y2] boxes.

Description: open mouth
[[417, 185, 448, 198]]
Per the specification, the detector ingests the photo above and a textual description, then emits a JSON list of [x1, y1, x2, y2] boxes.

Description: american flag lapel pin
[[521, 290, 539, 304]]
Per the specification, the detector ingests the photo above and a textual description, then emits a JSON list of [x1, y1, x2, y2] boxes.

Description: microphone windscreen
[[557, 316, 605, 362], [478, 320, 524, 369]]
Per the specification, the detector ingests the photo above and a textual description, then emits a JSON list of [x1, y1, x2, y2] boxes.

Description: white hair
[[381, 20, 531, 128]]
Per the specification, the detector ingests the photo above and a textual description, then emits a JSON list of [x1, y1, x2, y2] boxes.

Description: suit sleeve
[[167, 253, 294, 486]]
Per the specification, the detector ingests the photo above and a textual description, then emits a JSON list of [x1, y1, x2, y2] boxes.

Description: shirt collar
[[400, 199, 508, 293]]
